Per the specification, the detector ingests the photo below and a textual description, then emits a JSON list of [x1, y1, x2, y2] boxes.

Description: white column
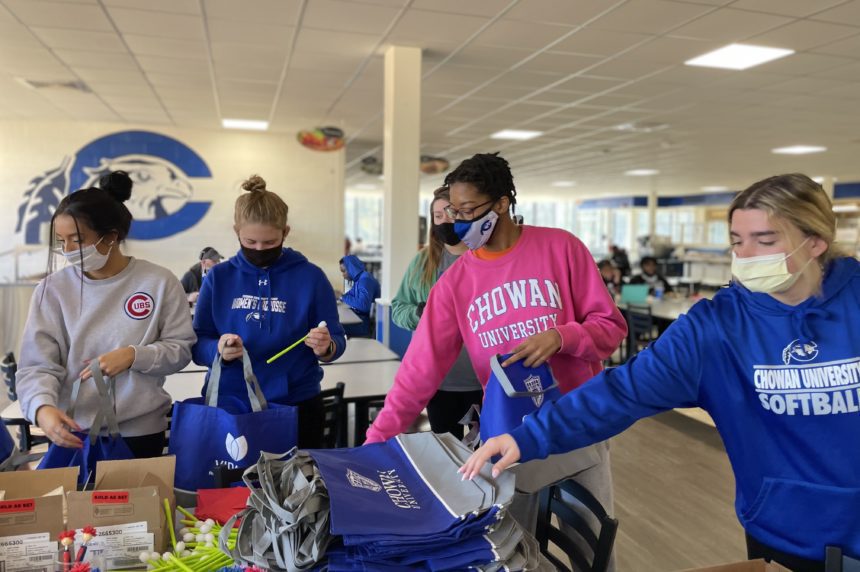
[[822, 176, 835, 199], [648, 179, 658, 242], [381, 45, 421, 300]]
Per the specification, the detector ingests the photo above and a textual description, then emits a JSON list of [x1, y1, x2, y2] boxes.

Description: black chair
[[623, 304, 656, 362], [347, 394, 387, 447], [536, 478, 618, 572], [826, 547, 860, 572], [1, 352, 16, 401], [320, 382, 345, 448]]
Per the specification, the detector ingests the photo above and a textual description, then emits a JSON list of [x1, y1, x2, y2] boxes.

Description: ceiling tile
[[811, 0, 860, 25], [730, 0, 844, 17], [550, 28, 653, 57], [136, 55, 209, 75], [104, 0, 200, 15], [503, 0, 618, 26], [210, 42, 286, 68], [203, 0, 302, 25], [3, 0, 112, 31], [294, 28, 379, 56], [750, 19, 860, 51], [387, 9, 489, 46], [303, 0, 402, 34], [55, 49, 136, 69], [410, 0, 510, 17], [206, 19, 292, 49], [520, 52, 602, 75], [106, 8, 204, 40], [123, 35, 207, 59], [670, 8, 790, 42], [590, 0, 714, 35], [30, 28, 125, 51], [473, 19, 572, 50]]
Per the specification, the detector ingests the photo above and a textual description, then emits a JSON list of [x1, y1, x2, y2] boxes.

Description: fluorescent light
[[490, 129, 543, 141], [685, 43, 794, 70], [222, 118, 269, 131], [701, 185, 729, 192], [625, 169, 659, 176], [771, 145, 827, 155], [812, 176, 825, 184], [551, 181, 576, 187], [833, 204, 859, 213]]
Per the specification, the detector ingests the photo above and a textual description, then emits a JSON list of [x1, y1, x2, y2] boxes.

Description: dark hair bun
[[99, 170, 133, 203], [241, 175, 267, 193]]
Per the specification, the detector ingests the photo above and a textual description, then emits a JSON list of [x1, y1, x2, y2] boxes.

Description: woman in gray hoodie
[[16, 171, 196, 458]]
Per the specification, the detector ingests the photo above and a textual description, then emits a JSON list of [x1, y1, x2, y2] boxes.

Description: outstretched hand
[[458, 434, 521, 480]]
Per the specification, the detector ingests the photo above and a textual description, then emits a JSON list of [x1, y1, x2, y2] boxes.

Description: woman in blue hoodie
[[192, 175, 346, 448], [339, 254, 381, 337], [463, 174, 860, 570]]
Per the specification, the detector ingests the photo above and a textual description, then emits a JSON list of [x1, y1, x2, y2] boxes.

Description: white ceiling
[[2, 0, 860, 196]]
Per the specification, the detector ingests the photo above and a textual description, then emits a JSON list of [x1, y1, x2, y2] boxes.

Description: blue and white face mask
[[453, 206, 499, 250]]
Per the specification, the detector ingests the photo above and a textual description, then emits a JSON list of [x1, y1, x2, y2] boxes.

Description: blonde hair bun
[[241, 175, 267, 193]]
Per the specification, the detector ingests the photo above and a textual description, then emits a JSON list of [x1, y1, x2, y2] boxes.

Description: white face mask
[[731, 237, 812, 293], [62, 236, 113, 271]]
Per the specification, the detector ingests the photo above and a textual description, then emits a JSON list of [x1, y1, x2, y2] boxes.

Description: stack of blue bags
[[308, 432, 547, 571]]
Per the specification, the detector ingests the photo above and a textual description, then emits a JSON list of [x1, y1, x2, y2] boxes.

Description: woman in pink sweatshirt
[[366, 153, 627, 561]]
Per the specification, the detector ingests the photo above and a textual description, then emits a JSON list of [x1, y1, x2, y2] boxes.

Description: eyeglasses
[[443, 199, 495, 220]]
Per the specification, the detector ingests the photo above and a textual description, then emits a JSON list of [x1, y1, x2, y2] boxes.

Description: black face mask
[[241, 244, 283, 267], [433, 222, 461, 247]]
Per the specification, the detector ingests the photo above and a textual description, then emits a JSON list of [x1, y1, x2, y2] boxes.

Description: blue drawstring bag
[[37, 364, 134, 485], [168, 349, 298, 496], [478, 353, 563, 442]]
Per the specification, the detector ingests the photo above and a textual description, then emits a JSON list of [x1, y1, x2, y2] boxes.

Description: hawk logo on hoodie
[[782, 339, 819, 365]]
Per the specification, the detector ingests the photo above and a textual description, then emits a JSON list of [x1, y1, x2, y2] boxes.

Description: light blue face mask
[[453, 206, 499, 250]]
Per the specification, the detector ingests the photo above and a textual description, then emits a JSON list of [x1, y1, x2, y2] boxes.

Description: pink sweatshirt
[[366, 225, 628, 443]]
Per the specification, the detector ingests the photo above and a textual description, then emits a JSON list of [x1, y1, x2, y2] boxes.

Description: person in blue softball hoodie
[[463, 174, 860, 571], [192, 175, 346, 449], [339, 254, 380, 337]]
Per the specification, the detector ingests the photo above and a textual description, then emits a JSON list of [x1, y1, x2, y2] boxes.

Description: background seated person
[[630, 256, 673, 296], [181, 246, 223, 304], [340, 255, 381, 337], [597, 259, 623, 297]]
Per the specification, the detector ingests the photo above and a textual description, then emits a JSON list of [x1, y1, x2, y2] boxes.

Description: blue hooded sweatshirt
[[341, 255, 381, 326], [192, 247, 346, 406], [512, 256, 860, 561]]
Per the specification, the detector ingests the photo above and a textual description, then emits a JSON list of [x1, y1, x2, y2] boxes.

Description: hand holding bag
[[37, 364, 134, 485], [168, 349, 298, 496]]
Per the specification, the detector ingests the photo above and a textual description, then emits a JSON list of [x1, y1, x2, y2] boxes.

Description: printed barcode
[[126, 545, 151, 553], [29, 555, 53, 562], [110, 557, 143, 568]]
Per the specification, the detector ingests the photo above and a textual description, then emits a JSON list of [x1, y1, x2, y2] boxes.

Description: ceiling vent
[[614, 121, 669, 133], [15, 77, 92, 93]]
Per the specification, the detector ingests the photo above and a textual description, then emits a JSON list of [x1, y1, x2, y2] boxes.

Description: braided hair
[[443, 152, 517, 209]]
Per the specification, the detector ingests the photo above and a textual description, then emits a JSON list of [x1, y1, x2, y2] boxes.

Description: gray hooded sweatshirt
[[16, 258, 196, 437]]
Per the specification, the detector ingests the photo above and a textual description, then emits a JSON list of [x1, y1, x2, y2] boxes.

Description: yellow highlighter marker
[[266, 321, 327, 364]]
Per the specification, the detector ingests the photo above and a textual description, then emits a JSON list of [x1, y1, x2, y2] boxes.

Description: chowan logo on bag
[[225, 433, 248, 463], [346, 468, 381, 492], [524, 375, 544, 407]]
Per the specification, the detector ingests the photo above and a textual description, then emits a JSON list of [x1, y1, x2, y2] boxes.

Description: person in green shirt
[[391, 186, 483, 438]]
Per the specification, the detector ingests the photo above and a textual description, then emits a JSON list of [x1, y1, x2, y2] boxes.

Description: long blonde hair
[[234, 175, 288, 229], [729, 174, 845, 267], [417, 187, 450, 288]]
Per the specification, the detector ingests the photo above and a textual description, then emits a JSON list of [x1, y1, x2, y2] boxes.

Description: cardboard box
[[0, 467, 78, 539], [682, 559, 791, 572], [66, 455, 175, 552]]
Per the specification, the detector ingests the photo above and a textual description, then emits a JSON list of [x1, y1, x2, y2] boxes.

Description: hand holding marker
[[267, 321, 327, 363]]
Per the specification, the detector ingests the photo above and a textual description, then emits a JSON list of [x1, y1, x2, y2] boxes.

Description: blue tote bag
[[479, 353, 563, 442], [37, 364, 134, 485], [168, 349, 298, 495]]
